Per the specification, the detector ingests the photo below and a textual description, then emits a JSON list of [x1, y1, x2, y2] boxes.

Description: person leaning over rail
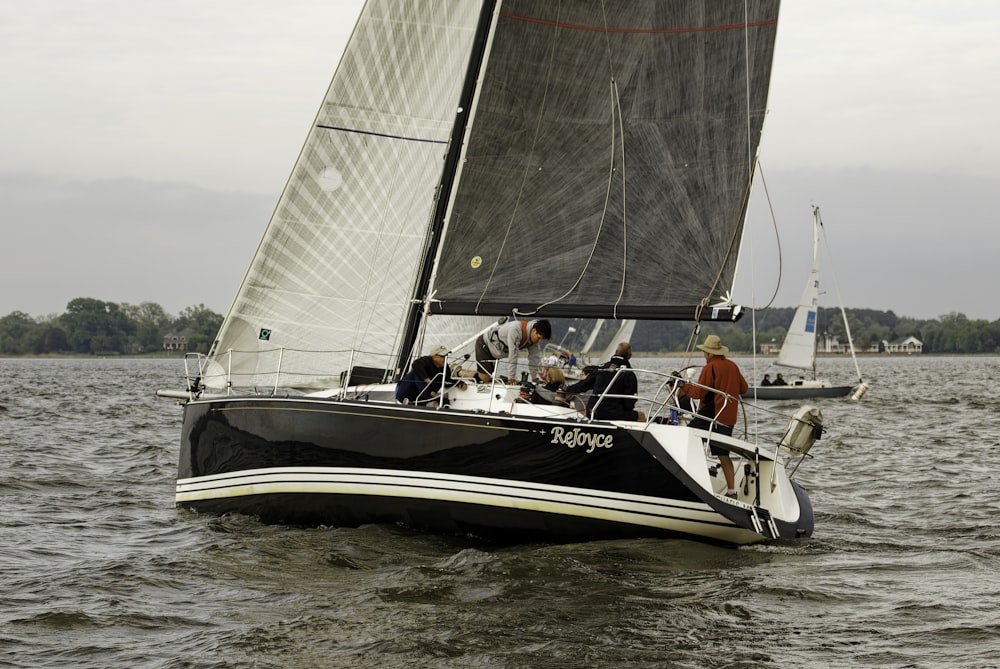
[[395, 345, 471, 405], [677, 334, 749, 499], [475, 319, 551, 384], [564, 342, 646, 421]]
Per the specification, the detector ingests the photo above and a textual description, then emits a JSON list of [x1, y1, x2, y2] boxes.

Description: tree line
[[558, 308, 1000, 355], [2, 298, 999, 356], [0, 298, 222, 356]]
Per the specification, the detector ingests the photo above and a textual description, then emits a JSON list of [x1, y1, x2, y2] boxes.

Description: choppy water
[[2, 355, 999, 668]]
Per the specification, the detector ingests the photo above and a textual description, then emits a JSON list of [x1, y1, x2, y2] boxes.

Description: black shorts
[[687, 417, 734, 455]]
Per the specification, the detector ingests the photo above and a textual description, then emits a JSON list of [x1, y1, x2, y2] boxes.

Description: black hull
[[176, 396, 813, 544], [743, 385, 853, 400]]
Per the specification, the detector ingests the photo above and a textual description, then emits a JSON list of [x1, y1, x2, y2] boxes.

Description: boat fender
[[779, 405, 824, 456]]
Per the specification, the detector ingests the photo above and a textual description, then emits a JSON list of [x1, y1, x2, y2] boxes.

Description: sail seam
[[315, 124, 447, 144]]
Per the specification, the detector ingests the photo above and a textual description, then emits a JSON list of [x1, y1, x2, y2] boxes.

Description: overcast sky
[[2, 1, 998, 321]]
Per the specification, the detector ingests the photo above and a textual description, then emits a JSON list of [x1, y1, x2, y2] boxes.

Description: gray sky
[[2, 1, 998, 321]]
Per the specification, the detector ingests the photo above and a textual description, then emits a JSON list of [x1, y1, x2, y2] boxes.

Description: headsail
[[428, 1, 780, 320], [204, 2, 491, 388]]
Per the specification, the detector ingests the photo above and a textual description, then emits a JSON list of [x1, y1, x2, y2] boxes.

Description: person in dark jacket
[[395, 345, 466, 405], [565, 342, 646, 421]]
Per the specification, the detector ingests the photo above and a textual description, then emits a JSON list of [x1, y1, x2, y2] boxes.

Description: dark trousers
[[475, 335, 497, 377]]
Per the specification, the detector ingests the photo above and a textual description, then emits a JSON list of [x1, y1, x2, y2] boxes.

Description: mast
[[395, 0, 499, 374]]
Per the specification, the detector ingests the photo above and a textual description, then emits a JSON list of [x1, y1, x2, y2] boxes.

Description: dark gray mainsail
[[428, 1, 779, 320]]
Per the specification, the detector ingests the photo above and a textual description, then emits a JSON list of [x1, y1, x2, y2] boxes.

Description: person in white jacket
[[475, 319, 551, 383]]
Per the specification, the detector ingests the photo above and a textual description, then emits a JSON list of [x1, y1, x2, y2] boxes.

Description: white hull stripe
[[178, 466, 701, 511], [177, 476, 757, 543], [176, 468, 738, 531]]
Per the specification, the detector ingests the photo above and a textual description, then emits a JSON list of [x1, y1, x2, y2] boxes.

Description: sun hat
[[695, 334, 729, 355], [430, 345, 450, 357]]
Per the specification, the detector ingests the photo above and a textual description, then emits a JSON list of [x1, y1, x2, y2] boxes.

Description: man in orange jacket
[[679, 334, 749, 499]]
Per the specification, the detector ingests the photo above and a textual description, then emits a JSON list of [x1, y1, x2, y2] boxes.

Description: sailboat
[[159, 1, 822, 545], [546, 318, 636, 378], [586, 319, 637, 364], [745, 206, 867, 400]]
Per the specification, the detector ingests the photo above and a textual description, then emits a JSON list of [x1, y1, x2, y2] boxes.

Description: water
[[2, 356, 999, 668]]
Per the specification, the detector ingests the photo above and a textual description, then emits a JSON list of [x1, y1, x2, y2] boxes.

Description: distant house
[[760, 333, 857, 356], [759, 338, 781, 355], [163, 328, 193, 351], [883, 336, 923, 354], [818, 333, 850, 354]]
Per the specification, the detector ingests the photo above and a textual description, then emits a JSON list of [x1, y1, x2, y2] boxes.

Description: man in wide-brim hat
[[679, 334, 748, 499], [696, 334, 730, 356]]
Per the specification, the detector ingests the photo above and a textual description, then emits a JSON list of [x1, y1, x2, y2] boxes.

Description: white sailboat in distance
[[746, 206, 868, 400]]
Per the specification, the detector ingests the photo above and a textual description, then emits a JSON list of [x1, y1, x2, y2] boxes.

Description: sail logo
[[549, 426, 613, 453]]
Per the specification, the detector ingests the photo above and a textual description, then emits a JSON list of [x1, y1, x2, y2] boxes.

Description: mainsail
[[204, 3, 492, 388], [428, 1, 780, 320]]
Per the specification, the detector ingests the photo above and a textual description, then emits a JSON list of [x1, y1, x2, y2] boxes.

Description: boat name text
[[549, 426, 613, 453]]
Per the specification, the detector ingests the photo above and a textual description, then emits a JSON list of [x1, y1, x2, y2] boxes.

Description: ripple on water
[[3, 356, 1000, 668]]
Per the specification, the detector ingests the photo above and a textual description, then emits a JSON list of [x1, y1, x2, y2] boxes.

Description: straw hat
[[696, 334, 729, 355]]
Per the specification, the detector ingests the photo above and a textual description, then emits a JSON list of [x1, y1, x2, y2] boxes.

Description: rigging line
[[315, 124, 447, 145], [695, 0, 756, 320], [602, 0, 628, 318], [524, 78, 618, 317], [523, 2, 621, 318], [815, 206, 865, 384], [612, 78, 628, 318], [695, 6, 758, 318], [743, 3, 760, 397], [747, 162, 782, 311], [697, 176, 751, 317], [476, 3, 563, 315], [743, 0, 753, 179]]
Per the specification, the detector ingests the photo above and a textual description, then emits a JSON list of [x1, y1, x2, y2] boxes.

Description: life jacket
[[519, 320, 533, 349]]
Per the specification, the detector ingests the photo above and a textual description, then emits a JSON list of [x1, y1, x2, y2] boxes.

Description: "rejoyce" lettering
[[549, 426, 614, 453]]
